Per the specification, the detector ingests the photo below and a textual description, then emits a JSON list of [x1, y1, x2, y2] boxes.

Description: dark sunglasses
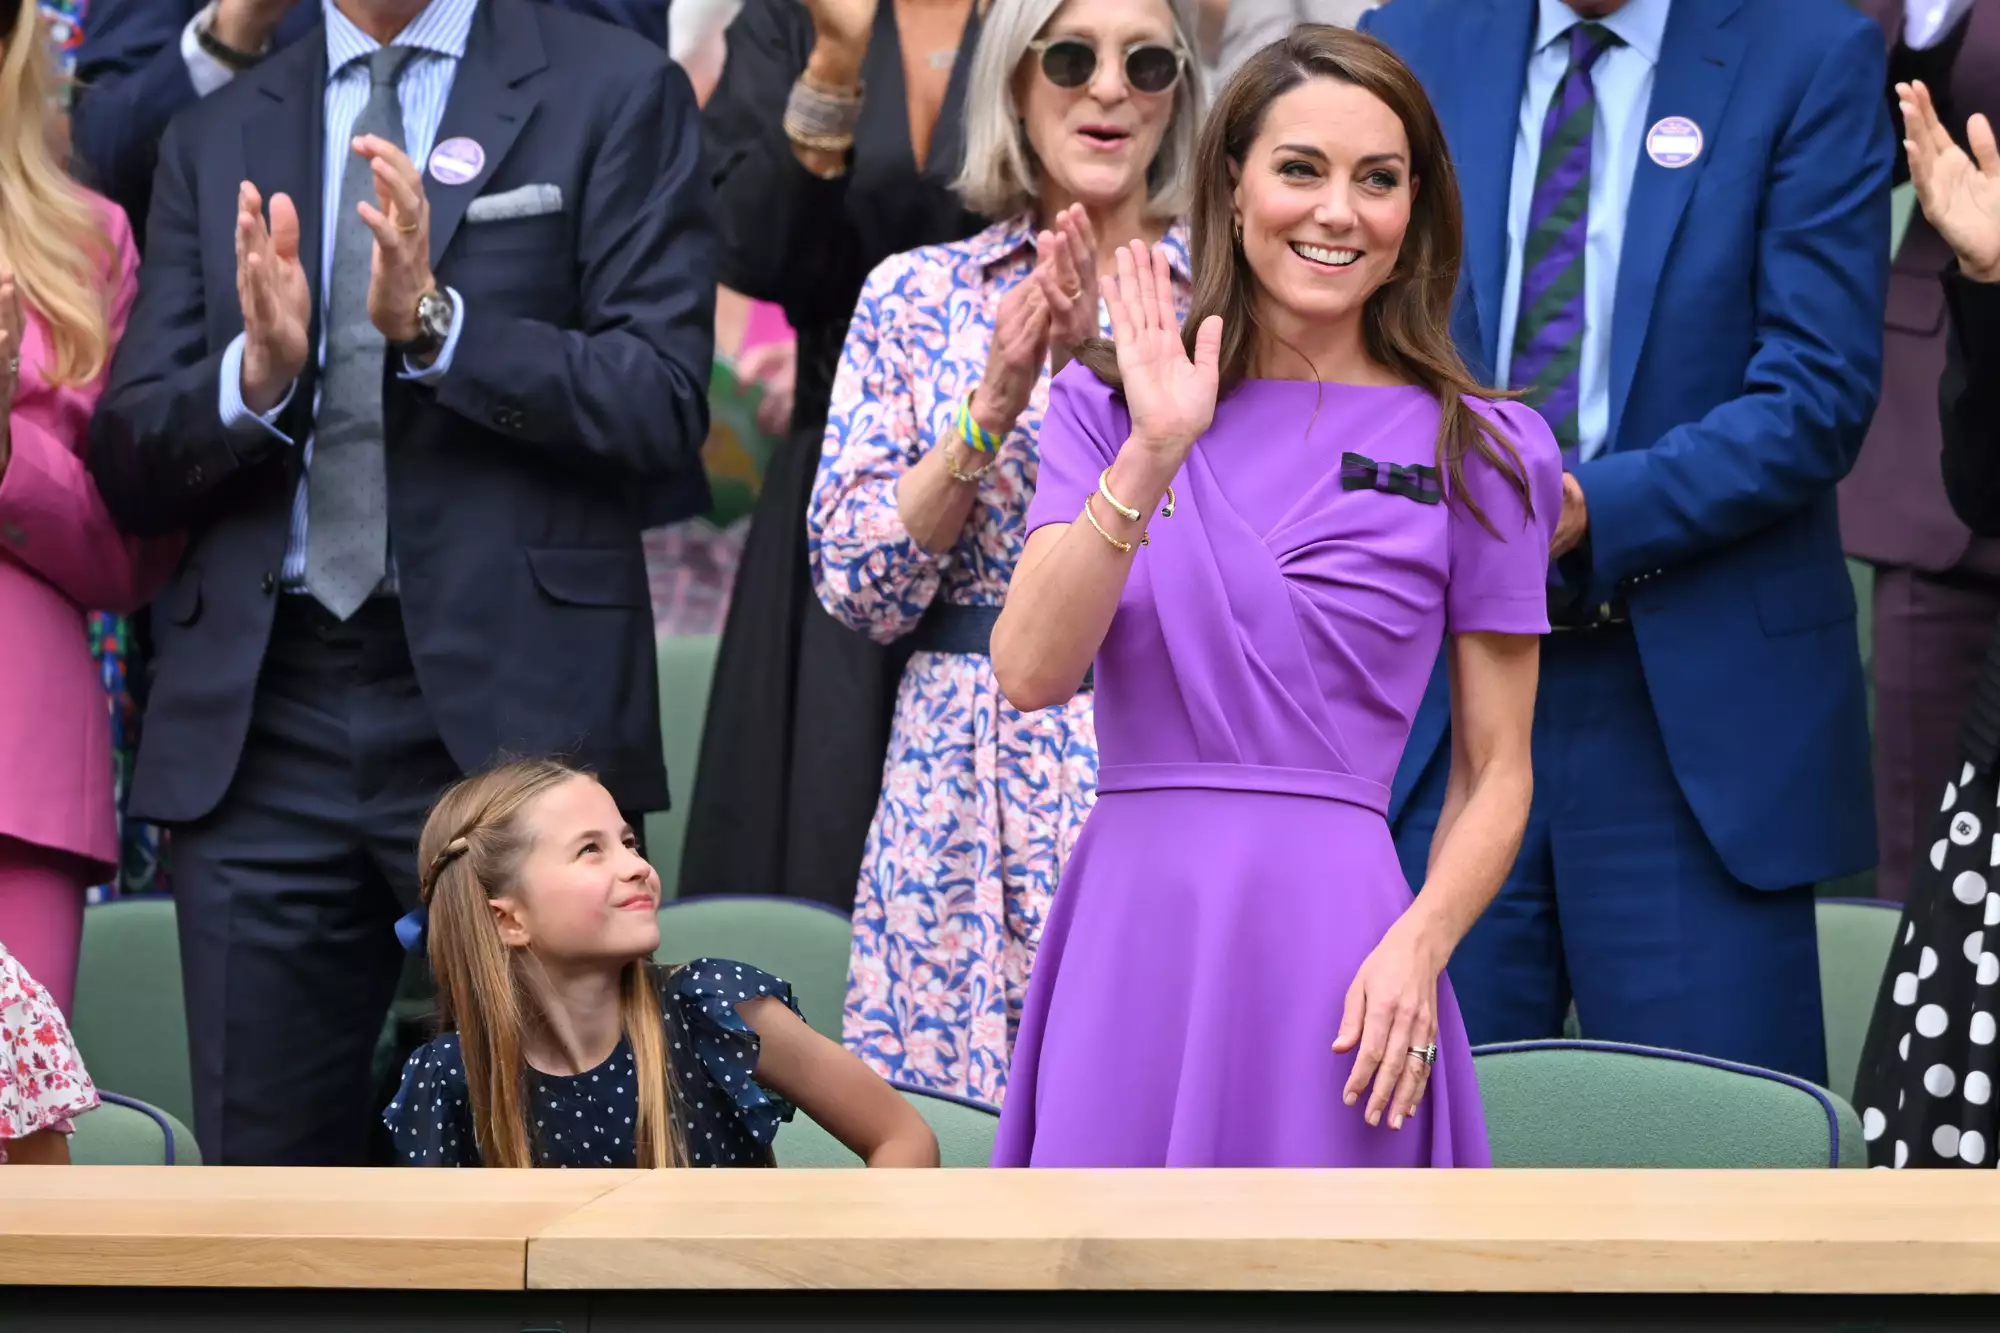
[[1027, 38, 1185, 95]]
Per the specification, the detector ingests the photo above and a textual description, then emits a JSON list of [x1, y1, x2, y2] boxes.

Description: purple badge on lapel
[[1645, 116, 1703, 169], [428, 137, 486, 187]]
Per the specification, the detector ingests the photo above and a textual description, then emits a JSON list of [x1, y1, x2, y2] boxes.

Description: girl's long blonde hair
[[418, 759, 685, 1169], [5, 1, 120, 386]]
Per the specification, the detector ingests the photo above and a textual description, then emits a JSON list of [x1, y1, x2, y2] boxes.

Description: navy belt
[[911, 603, 1093, 693]]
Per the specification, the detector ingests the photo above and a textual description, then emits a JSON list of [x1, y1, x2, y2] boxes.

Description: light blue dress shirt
[[217, 0, 475, 591], [1492, 0, 1670, 461]]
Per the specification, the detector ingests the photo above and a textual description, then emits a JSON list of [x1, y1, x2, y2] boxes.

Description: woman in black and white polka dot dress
[[1853, 83, 2000, 1170], [382, 758, 939, 1169]]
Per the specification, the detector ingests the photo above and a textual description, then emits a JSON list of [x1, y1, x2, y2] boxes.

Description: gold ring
[[397, 220, 420, 234], [1062, 285, 1084, 300]]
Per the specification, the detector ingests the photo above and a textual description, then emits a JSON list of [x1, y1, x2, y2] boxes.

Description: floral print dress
[[808, 216, 1190, 1105], [1, 941, 97, 1160]]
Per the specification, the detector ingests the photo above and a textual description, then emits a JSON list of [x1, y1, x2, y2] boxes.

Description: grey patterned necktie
[[305, 45, 418, 620]]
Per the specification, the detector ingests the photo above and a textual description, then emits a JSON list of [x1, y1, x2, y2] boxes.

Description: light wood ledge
[[529, 1169, 2000, 1294], [0, 1167, 634, 1289], [5, 1169, 1998, 1295]]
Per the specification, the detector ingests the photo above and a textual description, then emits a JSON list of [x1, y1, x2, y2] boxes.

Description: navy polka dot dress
[[383, 959, 799, 1167]]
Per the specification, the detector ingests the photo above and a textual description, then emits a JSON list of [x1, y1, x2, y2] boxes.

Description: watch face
[[419, 292, 452, 341]]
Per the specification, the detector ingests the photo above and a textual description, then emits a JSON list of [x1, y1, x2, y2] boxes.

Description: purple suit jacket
[[1841, 0, 2000, 570]]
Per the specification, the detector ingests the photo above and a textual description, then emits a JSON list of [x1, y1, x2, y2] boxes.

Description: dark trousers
[[1870, 565, 2000, 902], [171, 597, 460, 1166], [1394, 627, 1827, 1084]]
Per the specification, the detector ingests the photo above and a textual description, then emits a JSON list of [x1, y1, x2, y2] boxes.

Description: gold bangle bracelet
[[945, 444, 993, 484], [784, 122, 855, 154], [1097, 468, 1176, 523], [1083, 493, 1144, 553]]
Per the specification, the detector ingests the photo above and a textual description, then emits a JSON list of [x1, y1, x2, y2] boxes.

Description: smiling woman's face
[[1230, 76, 1415, 346], [1015, 0, 1182, 212]]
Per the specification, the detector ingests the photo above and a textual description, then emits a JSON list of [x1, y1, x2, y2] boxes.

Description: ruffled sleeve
[[383, 1036, 477, 1166], [0, 945, 97, 1149], [667, 958, 802, 1147]]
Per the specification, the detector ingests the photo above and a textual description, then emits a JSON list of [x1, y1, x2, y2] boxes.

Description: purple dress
[[992, 366, 1562, 1167]]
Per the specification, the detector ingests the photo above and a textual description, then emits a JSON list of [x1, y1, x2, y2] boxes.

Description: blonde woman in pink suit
[[0, 0, 162, 1017]]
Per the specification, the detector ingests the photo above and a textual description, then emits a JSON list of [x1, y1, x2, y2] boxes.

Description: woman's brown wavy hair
[[1076, 24, 1530, 530]]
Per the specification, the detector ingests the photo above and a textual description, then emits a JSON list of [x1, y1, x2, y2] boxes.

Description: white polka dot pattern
[[1857, 765, 2000, 1169], [380, 959, 800, 1168]]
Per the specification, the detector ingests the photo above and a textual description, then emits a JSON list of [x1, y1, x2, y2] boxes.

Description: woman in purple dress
[[989, 26, 1560, 1167]]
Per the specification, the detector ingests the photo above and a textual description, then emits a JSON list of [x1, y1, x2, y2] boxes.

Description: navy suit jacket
[[88, 0, 713, 824], [71, 0, 667, 242], [1363, 0, 1891, 891]]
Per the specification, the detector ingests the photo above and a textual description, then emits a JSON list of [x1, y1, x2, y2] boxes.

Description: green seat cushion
[[1473, 1039, 1861, 1168], [70, 899, 192, 1132], [67, 1092, 201, 1166]]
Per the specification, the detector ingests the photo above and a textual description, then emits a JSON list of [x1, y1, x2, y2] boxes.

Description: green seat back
[[70, 899, 193, 1132], [776, 1084, 999, 1167], [656, 896, 852, 1042], [1472, 1039, 1863, 1168], [644, 632, 721, 897], [67, 1092, 201, 1166], [1817, 898, 1903, 1104]]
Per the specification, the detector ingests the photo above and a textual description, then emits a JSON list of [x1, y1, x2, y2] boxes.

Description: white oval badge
[[1646, 116, 1702, 169], [428, 137, 486, 186]]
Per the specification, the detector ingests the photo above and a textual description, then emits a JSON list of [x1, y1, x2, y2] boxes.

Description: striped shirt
[[218, 0, 477, 591]]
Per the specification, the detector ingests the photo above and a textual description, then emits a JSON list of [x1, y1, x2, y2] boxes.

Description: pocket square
[[465, 183, 563, 223]]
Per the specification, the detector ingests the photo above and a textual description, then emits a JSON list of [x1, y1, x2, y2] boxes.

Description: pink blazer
[[0, 198, 176, 873]]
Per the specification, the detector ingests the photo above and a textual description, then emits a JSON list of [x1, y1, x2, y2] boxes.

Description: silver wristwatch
[[400, 289, 454, 360]]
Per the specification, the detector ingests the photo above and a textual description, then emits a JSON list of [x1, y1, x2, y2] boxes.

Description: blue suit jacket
[[71, 0, 668, 243], [87, 0, 713, 825], [1363, 0, 1891, 891]]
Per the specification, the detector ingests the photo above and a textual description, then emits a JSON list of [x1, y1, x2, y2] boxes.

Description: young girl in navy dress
[[384, 759, 938, 1168]]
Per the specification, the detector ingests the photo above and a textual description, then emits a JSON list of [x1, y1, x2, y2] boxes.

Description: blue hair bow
[[394, 904, 429, 955]]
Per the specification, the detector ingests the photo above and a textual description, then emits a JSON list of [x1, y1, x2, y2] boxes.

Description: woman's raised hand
[[1102, 239, 1221, 466], [1902, 80, 2000, 281], [1036, 205, 1103, 376]]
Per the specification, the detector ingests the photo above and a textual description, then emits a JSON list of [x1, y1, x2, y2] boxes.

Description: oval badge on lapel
[[428, 137, 486, 186], [1645, 116, 1703, 169]]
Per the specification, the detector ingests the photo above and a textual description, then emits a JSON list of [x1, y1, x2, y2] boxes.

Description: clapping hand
[[969, 277, 1051, 440], [1035, 204, 1103, 377], [1103, 239, 1221, 466], [352, 135, 437, 348], [235, 181, 312, 414], [1901, 80, 2000, 282]]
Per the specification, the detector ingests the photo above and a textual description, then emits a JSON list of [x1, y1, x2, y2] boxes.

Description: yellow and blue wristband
[[956, 395, 1005, 454]]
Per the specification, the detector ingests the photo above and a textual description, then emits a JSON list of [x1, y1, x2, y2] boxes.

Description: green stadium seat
[[1816, 897, 1902, 1104], [67, 1091, 201, 1166], [70, 899, 193, 1132], [1473, 1038, 1863, 1168], [776, 1083, 999, 1167], [644, 632, 720, 895], [656, 895, 852, 1042]]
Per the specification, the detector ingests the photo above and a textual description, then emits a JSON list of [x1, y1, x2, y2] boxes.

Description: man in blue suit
[[89, 0, 712, 1164], [70, 0, 667, 241], [1362, 0, 1890, 1082]]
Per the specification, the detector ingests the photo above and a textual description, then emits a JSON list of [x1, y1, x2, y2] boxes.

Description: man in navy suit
[[89, 0, 712, 1164], [70, 0, 667, 241], [1363, 0, 1891, 1082]]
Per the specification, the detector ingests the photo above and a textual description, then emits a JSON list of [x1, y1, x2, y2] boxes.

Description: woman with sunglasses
[[807, 0, 1202, 1104]]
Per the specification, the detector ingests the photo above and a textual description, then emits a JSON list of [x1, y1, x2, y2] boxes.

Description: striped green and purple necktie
[[1509, 21, 1622, 461]]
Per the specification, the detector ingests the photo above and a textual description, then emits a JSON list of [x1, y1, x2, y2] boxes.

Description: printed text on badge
[[1646, 116, 1702, 169], [429, 137, 486, 187]]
